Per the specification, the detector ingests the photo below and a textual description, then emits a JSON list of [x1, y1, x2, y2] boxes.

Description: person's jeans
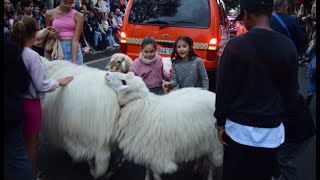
[[94, 31, 102, 47], [60, 41, 84, 65], [4, 126, 35, 180], [308, 71, 316, 96], [4, 27, 10, 42], [106, 28, 118, 46]]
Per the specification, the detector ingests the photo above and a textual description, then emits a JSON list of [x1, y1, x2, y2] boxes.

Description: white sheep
[[105, 53, 133, 73], [105, 71, 223, 180], [40, 56, 123, 178]]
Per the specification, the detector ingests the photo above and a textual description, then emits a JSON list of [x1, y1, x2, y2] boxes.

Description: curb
[[83, 48, 120, 63]]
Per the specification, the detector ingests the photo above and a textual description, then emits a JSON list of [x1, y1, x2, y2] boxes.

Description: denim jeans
[[4, 126, 35, 180], [94, 31, 102, 46], [60, 41, 83, 65], [4, 27, 10, 42], [107, 28, 118, 46], [308, 72, 316, 96]]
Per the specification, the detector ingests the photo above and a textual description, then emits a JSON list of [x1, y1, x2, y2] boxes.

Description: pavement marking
[[84, 56, 112, 65]]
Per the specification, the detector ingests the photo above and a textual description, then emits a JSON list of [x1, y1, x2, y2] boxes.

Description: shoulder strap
[[272, 13, 292, 40]]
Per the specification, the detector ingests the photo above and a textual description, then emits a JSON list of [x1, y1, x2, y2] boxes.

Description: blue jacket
[[270, 12, 305, 56]]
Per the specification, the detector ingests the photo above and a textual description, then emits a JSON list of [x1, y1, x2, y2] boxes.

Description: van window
[[128, 0, 210, 28]]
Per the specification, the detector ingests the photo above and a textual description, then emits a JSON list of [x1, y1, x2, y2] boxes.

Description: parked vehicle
[[119, 0, 230, 92]]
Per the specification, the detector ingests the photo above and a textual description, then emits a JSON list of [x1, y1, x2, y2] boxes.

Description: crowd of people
[[4, 0, 127, 55]]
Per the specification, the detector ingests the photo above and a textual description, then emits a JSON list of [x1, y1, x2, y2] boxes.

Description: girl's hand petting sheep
[[162, 82, 171, 89], [57, 76, 74, 86]]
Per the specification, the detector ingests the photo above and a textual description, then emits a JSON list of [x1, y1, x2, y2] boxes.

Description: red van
[[120, 0, 230, 92]]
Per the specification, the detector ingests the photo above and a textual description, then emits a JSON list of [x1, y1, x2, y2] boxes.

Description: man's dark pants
[[222, 134, 278, 180]]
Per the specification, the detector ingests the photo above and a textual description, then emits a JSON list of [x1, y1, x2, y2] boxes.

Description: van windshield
[[128, 0, 210, 28]]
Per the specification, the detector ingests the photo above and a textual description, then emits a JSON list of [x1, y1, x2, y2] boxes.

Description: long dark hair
[[9, 15, 39, 53], [171, 36, 199, 61]]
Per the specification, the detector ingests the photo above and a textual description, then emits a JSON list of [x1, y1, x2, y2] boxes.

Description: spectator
[[214, 0, 298, 179], [114, 8, 123, 27], [305, 32, 316, 106], [4, 40, 35, 180], [9, 15, 74, 179], [101, 14, 119, 49], [4, 0, 11, 29], [39, 3, 48, 23], [81, 0, 95, 14], [110, 0, 119, 13], [95, 0, 109, 18], [45, 0, 85, 64], [33, 4, 45, 29], [270, 0, 305, 60], [87, 10, 104, 48], [8, 9, 17, 27], [118, 0, 126, 13], [108, 11, 121, 44], [19, 0, 34, 18], [16, 1, 24, 16]]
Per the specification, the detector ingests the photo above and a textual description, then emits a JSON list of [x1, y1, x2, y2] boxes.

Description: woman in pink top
[[45, 0, 84, 64], [9, 16, 74, 179], [129, 36, 170, 95]]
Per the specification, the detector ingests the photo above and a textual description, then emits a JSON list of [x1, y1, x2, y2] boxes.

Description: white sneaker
[[113, 43, 120, 47], [106, 46, 113, 50]]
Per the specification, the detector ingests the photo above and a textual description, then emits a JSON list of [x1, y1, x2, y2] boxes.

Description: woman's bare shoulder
[[75, 11, 84, 19], [45, 9, 55, 16]]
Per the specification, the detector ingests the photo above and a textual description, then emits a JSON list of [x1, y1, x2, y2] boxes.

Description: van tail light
[[207, 38, 218, 61], [120, 32, 127, 43], [120, 31, 127, 53], [208, 38, 217, 50]]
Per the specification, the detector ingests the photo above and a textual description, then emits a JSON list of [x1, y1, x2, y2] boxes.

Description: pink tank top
[[52, 9, 76, 40]]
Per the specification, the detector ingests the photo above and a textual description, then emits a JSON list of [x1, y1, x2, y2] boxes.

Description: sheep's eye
[[121, 80, 126, 85]]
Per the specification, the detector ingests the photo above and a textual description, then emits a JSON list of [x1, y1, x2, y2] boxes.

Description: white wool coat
[[115, 88, 223, 174], [40, 58, 120, 178]]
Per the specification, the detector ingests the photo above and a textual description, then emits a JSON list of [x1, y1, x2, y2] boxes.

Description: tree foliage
[[224, 0, 239, 11]]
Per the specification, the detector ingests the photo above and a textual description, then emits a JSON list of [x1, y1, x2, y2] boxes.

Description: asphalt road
[[38, 57, 316, 180]]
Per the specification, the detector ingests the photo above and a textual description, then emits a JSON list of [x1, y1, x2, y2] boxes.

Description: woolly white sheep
[[104, 71, 223, 180], [40, 56, 126, 178], [105, 53, 133, 73]]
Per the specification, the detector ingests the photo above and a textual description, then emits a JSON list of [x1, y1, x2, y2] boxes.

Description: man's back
[[270, 12, 305, 57], [216, 28, 298, 128]]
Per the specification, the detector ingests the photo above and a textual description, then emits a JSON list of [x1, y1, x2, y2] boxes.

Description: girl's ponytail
[[10, 20, 26, 52], [9, 16, 39, 53]]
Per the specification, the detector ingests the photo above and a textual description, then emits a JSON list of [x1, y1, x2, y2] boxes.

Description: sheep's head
[[105, 71, 149, 106], [105, 53, 133, 73]]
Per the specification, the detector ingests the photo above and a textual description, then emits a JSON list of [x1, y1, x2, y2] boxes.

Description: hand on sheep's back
[[57, 76, 74, 86], [162, 82, 171, 89]]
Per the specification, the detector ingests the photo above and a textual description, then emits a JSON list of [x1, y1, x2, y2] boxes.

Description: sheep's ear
[[127, 72, 135, 78], [117, 85, 131, 93], [121, 60, 127, 72]]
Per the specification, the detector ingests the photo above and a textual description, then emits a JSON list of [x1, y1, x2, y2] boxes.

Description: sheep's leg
[[207, 168, 213, 180], [88, 158, 96, 172], [193, 156, 206, 175], [90, 148, 111, 178], [152, 172, 162, 180], [145, 168, 151, 180]]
